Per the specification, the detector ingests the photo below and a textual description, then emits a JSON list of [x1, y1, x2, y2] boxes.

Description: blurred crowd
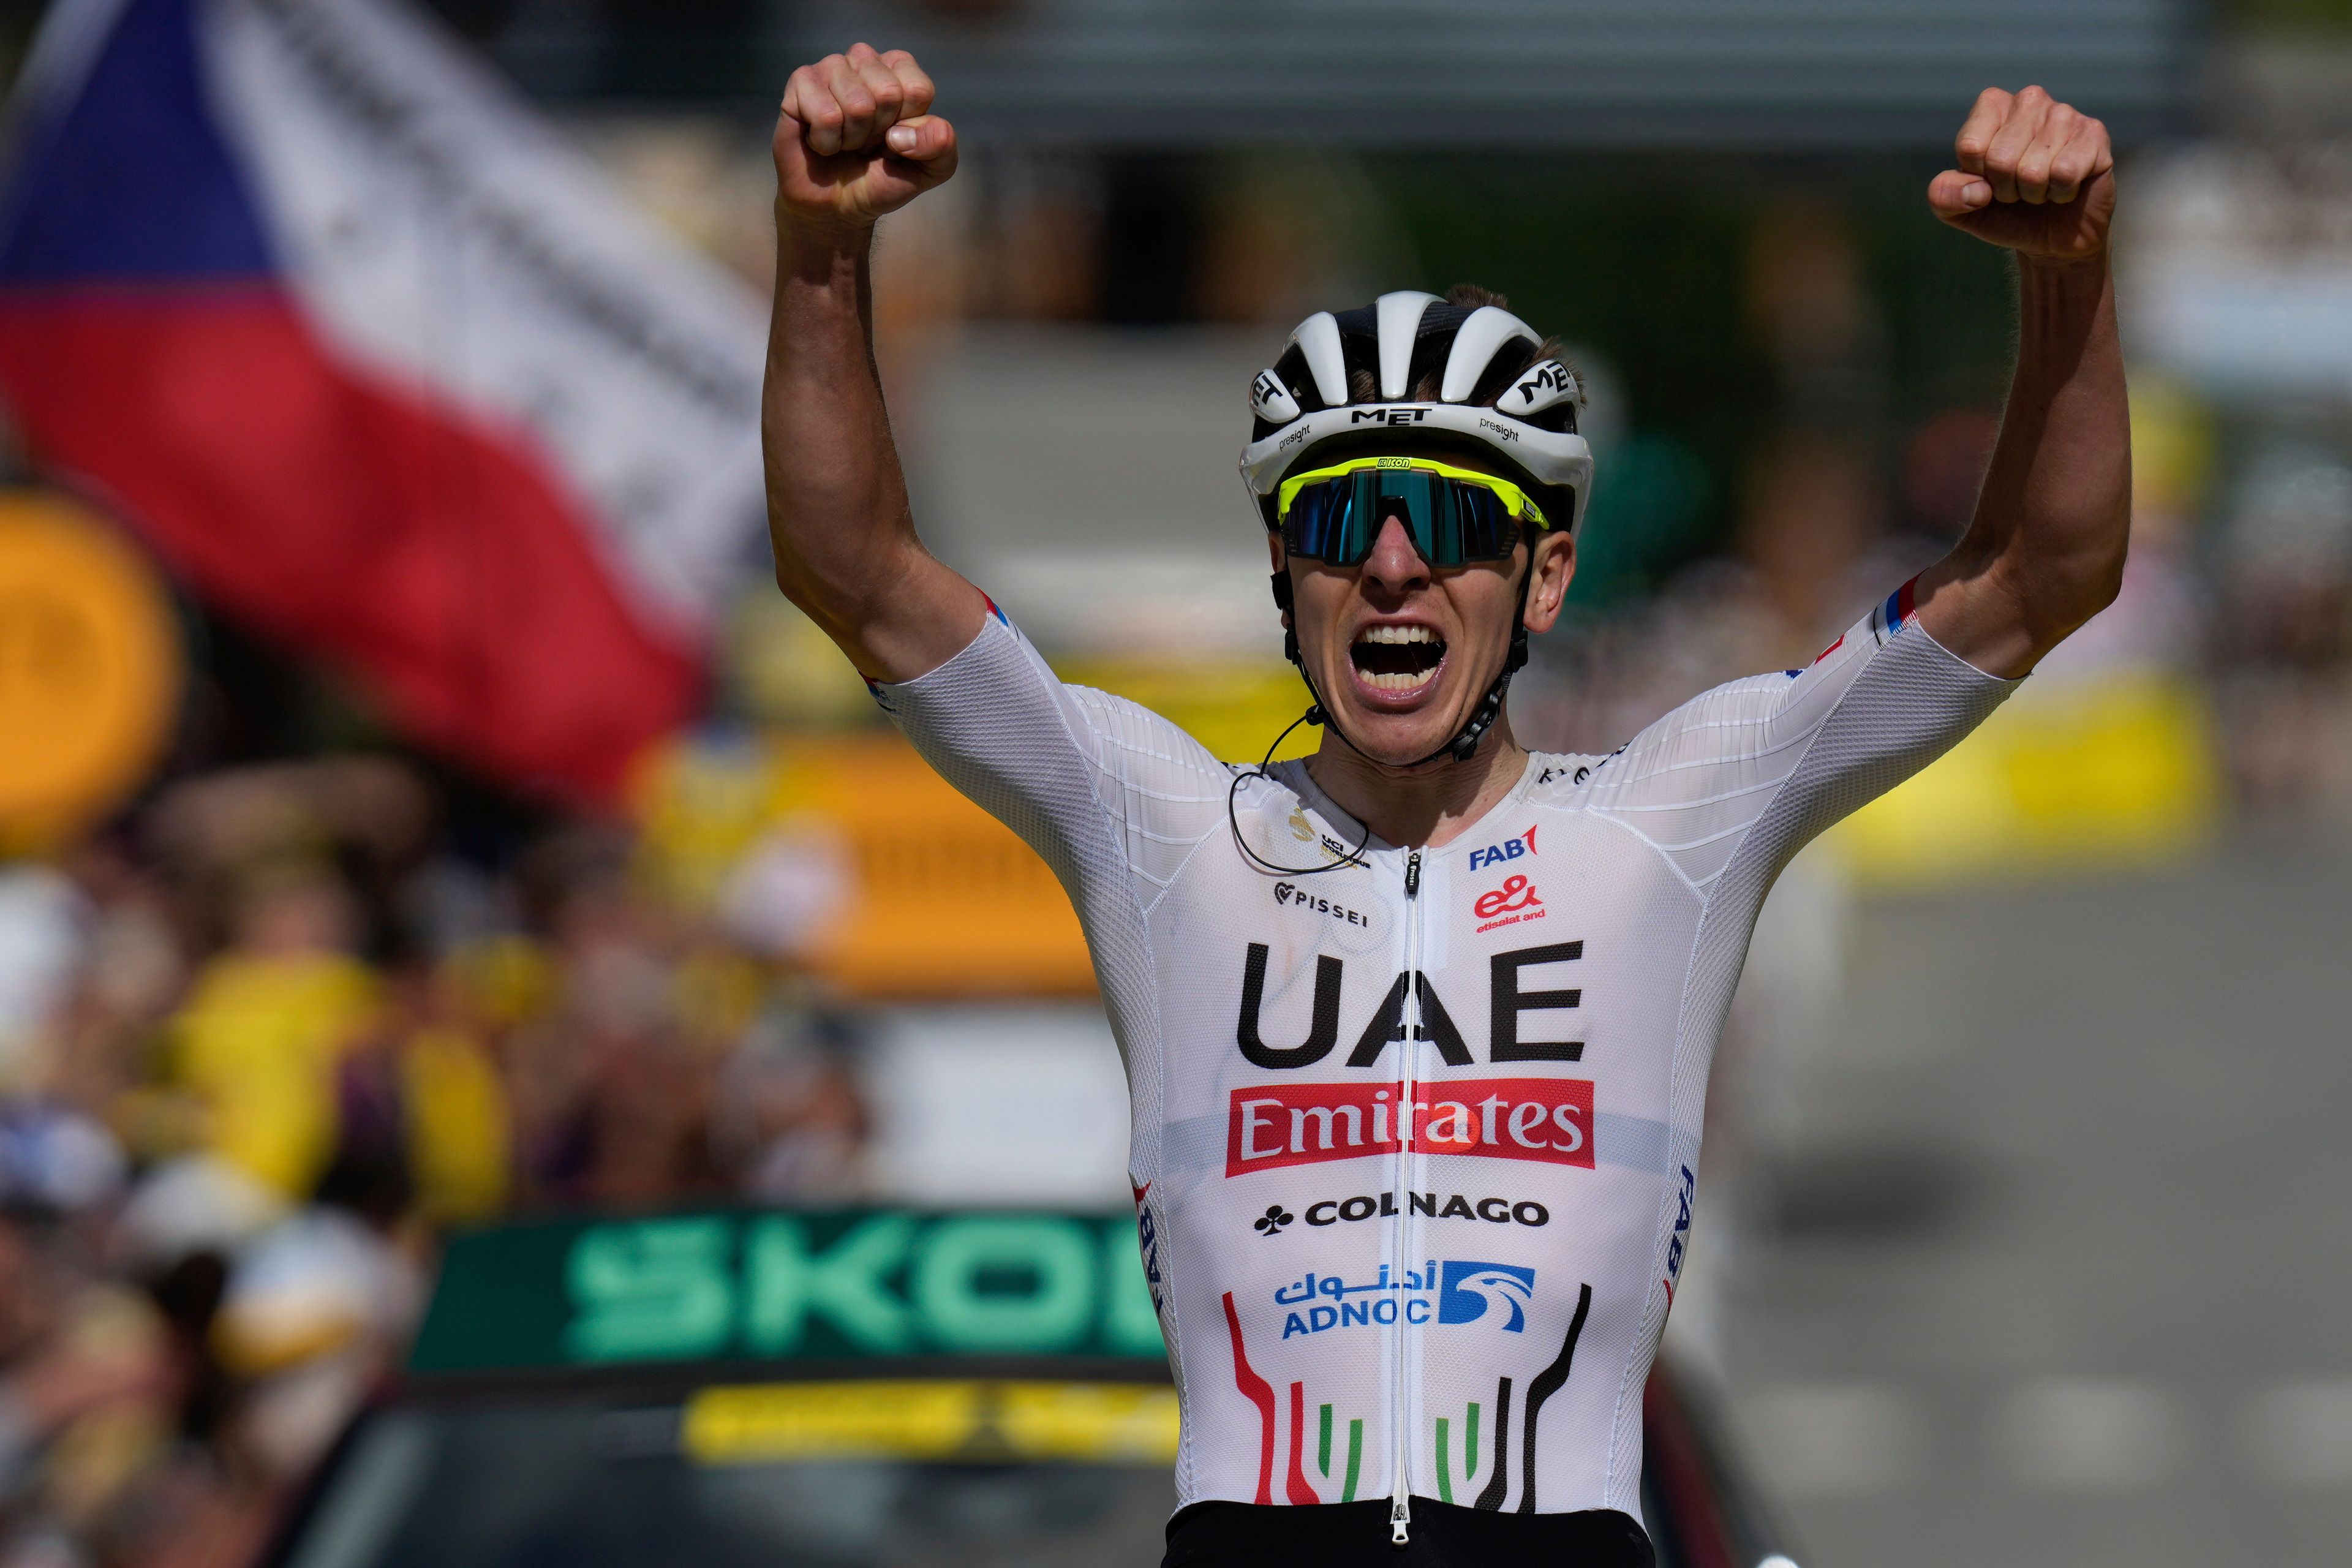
[[0, 758, 874, 1568]]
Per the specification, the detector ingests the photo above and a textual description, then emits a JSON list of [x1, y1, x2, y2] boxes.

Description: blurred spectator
[[1899, 406, 2000, 539], [1739, 430, 1881, 656], [2212, 444, 2352, 809], [0, 1211, 178, 1568], [711, 1007, 872, 1204], [1745, 195, 1889, 438], [0, 868, 84, 1097], [0, 741, 877, 1566], [164, 865, 376, 1202], [386, 968, 512, 1228]]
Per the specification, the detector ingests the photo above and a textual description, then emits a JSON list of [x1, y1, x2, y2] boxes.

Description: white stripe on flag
[[203, 0, 767, 640]]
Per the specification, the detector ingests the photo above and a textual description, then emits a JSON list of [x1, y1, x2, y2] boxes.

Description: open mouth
[[1351, 624, 1447, 693]]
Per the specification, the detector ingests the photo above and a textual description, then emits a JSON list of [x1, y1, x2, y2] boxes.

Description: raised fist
[[774, 43, 958, 233], [1929, 86, 2114, 265]]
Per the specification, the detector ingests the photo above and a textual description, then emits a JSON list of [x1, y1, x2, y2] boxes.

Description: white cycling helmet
[[1238, 291, 1596, 774], [1240, 290, 1594, 535]]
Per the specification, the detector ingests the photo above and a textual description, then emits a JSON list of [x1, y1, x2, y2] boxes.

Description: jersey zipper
[[1391, 848, 1422, 1545]]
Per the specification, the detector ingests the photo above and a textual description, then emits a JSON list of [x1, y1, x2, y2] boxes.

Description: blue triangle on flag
[[0, 0, 274, 285]]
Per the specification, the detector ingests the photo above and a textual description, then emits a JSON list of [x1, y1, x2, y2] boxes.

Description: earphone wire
[[1236, 519, 1537, 875], [1226, 707, 1373, 878]]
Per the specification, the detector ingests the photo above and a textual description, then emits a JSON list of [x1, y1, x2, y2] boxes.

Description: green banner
[[409, 1208, 1167, 1374]]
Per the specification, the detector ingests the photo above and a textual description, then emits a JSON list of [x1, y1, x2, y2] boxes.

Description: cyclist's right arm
[[763, 47, 1230, 918], [763, 44, 989, 683]]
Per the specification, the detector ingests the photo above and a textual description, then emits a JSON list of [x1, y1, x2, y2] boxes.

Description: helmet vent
[[1373, 291, 1441, 398]]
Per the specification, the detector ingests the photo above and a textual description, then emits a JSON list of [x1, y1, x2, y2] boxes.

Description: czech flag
[[0, 0, 768, 804]]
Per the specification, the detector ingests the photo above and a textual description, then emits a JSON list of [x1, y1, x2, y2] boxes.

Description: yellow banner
[[1829, 671, 2219, 886], [682, 1379, 1178, 1466]]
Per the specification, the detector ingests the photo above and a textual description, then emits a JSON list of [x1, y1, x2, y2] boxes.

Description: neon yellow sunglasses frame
[[1274, 454, 1553, 532]]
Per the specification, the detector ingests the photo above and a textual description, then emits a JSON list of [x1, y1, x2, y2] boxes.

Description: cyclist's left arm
[[1910, 86, 2128, 681]]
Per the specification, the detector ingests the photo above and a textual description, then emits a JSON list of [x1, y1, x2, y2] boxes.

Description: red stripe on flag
[[0, 289, 698, 803]]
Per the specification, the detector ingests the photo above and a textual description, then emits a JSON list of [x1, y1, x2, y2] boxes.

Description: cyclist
[[764, 46, 2125, 1567]]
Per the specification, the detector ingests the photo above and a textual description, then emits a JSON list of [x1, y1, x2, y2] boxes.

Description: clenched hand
[[774, 43, 958, 234], [1928, 86, 2114, 265]]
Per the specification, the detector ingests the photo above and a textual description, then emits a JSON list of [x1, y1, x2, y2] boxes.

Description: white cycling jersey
[[873, 579, 2014, 1536]]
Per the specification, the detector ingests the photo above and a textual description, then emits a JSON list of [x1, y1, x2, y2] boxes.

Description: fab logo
[[1468, 826, 1536, 872], [1662, 1165, 1695, 1303]]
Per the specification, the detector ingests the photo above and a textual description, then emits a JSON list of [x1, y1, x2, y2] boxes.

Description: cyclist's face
[[1274, 471, 1575, 768]]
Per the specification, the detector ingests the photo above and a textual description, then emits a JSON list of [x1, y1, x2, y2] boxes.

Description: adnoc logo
[[1273, 1260, 1538, 1338], [1437, 1261, 1536, 1330]]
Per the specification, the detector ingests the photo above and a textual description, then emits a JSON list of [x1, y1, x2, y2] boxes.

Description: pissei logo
[[1271, 883, 1370, 927]]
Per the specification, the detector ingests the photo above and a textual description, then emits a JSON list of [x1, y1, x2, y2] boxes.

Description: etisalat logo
[[1272, 883, 1371, 927], [1474, 875, 1544, 935], [1272, 1260, 1537, 1338]]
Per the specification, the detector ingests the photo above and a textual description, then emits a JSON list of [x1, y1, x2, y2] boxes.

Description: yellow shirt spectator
[[399, 1026, 511, 1223], [170, 951, 377, 1198]]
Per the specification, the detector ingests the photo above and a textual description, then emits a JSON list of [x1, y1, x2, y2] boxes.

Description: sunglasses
[[1275, 456, 1551, 568]]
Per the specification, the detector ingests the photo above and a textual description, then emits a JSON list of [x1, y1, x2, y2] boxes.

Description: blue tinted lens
[[1284, 472, 1378, 564], [1442, 483, 1517, 562], [1284, 470, 1520, 567]]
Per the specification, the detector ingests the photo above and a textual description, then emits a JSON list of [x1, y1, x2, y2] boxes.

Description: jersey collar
[[1266, 751, 1547, 861]]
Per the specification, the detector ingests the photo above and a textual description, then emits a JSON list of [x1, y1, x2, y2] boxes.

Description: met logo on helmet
[[1515, 362, 1575, 399], [1349, 407, 1431, 426], [1468, 826, 1536, 872]]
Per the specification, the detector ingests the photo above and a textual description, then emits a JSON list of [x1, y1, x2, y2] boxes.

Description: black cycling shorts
[[1161, 1499, 1656, 1567]]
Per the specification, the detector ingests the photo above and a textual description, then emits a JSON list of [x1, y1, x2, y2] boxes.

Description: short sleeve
[[872, 610, 1232, 918], [1585, 579, 2019, 901]]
